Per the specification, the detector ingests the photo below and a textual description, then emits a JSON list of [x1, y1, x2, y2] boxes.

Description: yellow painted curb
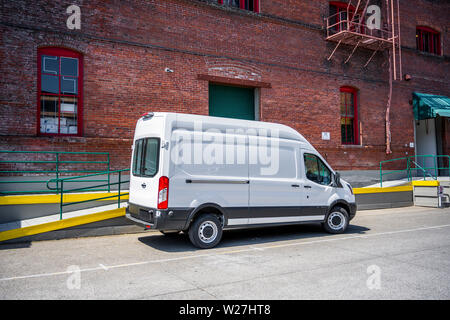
[[411, 180, 440, 187], [353, 185, 413, 194], [0, 192, 129, 205], [0, 207, 126, 242]]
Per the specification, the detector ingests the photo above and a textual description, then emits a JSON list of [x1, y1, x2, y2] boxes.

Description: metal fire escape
[[325, 0, 403, 154], [325, 0, 402, 80]]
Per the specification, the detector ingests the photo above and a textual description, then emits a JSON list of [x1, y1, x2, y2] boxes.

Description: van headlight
[[346, 183, 353, 195]]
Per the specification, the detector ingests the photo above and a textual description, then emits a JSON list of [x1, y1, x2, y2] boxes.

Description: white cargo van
[[126, 112, 356, 248]]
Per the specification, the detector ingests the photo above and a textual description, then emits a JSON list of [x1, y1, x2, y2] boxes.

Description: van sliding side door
[[248, 140, 303, 225]]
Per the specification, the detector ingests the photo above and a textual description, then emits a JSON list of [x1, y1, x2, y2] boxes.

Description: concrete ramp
[[413, 180, 450, 208], [0, 206, 120, 242], [0, 192, 144, 243], [354, 185, 413, 210]]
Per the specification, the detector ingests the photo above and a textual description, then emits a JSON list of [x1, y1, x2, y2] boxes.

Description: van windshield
[[132, 138, 160, 177]]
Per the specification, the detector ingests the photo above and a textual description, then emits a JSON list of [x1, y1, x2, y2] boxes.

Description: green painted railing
[[46, 169, 130, 219], [380, 155, 450, 188], [0, 151, 111, 195]]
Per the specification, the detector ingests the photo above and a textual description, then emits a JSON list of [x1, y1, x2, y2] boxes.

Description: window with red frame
[[340, 87, 359, 145], [329, 1, 354, 33], [218, 0, 259, 13], [416, 27, 441, 55], [329, 1, 365, 34], [38, 47, 82, 136]]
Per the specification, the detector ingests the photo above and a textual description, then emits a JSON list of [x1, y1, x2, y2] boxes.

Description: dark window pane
[[60, 97, 78, 134], [132, 138, 160, 177], [61, 57, 78, 77], [329, 5, 338, 32], [143, 139, 159, 176], [40, 95, 59, 134], [319, 160, 331, 185], [304, 153, 330, 185], [223, 0, 240, 8], [340, 10, 348, 31], [41, 55, 59, 75], [61, 76, 78, 95], [340, 89, 356, 144], [341, 121, 354, 144], [347, 93, 354, 116], [248, 0, 254, 11], [423, 33, 429, 52], [340, 92, 346, 116], [341, 92, 354, 117], [304, 154, 320, 183], [432, 34, 439, 54], [416, 31, 420, 50], [133, 140, 143, 176], [41, 74, 59, 94]]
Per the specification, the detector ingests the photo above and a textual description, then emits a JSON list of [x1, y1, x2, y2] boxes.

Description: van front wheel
[[188, 214, 223, 249], [323, 206, 349, 234]]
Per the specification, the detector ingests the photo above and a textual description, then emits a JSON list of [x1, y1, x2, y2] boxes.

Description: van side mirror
[[333, 172, 343, 188]]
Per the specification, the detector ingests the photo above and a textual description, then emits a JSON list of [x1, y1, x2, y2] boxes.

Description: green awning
[[413, 92, 450, 120]]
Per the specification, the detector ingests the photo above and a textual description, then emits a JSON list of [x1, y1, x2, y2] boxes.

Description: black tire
[[188, 214, 223, 249], [160, 230, 181, 236], [323, 206, 349, 234]]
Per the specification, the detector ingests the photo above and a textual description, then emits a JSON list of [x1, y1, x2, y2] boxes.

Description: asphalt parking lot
[[0, 206, 450, 300]]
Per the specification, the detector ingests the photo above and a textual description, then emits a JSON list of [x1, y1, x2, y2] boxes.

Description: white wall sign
[[366, 5, 381, 30], [66, 5, 81, 30], [322, 132, 330, 140]]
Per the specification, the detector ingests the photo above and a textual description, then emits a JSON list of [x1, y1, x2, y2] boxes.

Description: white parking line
[[98, 264, 108, 271], [1, 223, 450, 282]]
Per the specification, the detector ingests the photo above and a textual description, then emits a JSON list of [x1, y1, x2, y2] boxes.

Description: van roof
[[139, 112, 315, 149]]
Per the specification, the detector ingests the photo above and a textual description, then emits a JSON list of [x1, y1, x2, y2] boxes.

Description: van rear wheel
[[188, 214, 223, 249], [323, 206, 349, 234]]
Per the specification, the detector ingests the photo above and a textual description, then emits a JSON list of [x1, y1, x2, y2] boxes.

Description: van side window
[[304, 153, 331, 185], [132, 138, 160, 177]]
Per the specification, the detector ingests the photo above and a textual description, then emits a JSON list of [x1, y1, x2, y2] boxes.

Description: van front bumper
[[125, 203, 189, 231]]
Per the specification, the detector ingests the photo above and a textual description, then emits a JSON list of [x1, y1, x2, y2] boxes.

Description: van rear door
[[129, 137, 161, 209]]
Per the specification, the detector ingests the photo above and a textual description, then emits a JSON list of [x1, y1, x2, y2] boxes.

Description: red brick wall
[[0, 0, 449, 173]]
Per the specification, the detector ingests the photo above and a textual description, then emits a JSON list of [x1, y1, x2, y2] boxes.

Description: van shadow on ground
[[138, 223, 370, 253]]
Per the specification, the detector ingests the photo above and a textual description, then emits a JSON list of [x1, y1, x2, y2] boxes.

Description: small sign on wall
[[322, 132, 330, 140]]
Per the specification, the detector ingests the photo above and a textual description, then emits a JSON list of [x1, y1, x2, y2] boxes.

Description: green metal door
[[209, 84, 255, 120]]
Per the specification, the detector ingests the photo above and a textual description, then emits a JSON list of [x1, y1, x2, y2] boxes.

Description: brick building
[[0, 0, 449, 176]]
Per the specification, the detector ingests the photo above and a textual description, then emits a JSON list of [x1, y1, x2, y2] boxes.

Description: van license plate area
[[139, 209, 154, 223]]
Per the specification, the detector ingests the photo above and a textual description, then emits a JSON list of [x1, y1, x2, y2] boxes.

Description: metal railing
[[411, 160, 436, 180], [380, 155, 450, 187], [0, 151, 111, 195], [46, 169, 130, 219], [326, 10, 393, 40]]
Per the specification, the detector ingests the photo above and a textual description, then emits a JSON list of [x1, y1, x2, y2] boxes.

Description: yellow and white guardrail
[[0, 207, 125, 242], [0, 192, 129, 205]]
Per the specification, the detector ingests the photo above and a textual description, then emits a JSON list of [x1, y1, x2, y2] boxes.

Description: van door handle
[[304, 185, 312, 189], [141, 183, 146, 189], [291, 184, 300, 188]]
